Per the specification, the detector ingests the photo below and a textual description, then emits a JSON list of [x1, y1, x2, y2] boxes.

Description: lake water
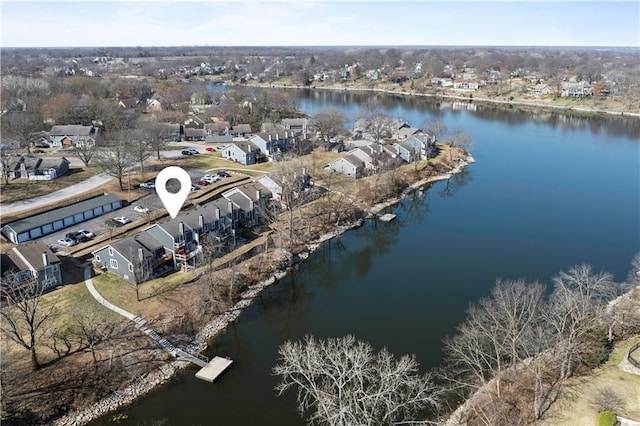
[[89, 89, 639, 425]]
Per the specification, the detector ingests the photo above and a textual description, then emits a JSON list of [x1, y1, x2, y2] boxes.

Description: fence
[[628, 342, 640, 369]]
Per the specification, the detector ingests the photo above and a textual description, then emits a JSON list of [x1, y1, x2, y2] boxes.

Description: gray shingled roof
[[3, 194, 122, 234], [50, 125, 94, 136]]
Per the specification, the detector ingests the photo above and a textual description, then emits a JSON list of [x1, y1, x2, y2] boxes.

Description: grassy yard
[[539, 337, 640, 426], [0, 167, 96, 204]]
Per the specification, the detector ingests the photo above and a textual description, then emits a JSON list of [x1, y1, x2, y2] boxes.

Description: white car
[[201, 174, 221, 184], [134, 206, 150, 214], [112, 216, 131, 225], [57, 237, 77, 247], [77, 229, 96, 239]]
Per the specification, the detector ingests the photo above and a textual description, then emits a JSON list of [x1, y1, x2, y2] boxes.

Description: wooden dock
[[379, 213, 397, 222], [195, 356, 234, 382]]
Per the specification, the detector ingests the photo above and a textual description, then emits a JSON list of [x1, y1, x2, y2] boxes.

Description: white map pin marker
[[155, 166, 191, 218]]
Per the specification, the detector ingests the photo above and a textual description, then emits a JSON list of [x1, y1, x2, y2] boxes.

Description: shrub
[[589, 386, 625, 413], [598, 410, 617, 426]]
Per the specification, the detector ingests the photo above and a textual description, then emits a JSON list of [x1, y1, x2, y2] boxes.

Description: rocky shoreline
[[49, 156, 472, 426]]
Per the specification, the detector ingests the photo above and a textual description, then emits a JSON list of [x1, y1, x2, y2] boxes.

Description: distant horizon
[[2, 44, 637, 51], [2, 2, 638, 49]]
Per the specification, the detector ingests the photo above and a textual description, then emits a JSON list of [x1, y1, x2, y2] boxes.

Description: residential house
[[260, 122, 285, 134], [117, 98, 141, 110], [49, 125, 100, 148], [431, 77, 453, 87], [230, 123, 252, 137], [1, 240, 62, 303], [144, 218, 200, 271], [3, 156, 70, 181], [396, 124, 423, 140], [222, 141, 261, 165], [204, 121, 230, 136], [222, 182, 271, 228], [161, 123, 184, 142], [530, 83, 554, 96], [1, 194, 123, 244], [326, 154, 365, 179], [384, 142, 415, 163], [453, 80, 479, 90], [281, 118, 310, 135], [560, 82, 593, 97], [249, 133, 291, 159], [146, 94, 166, 112], [400, 135, 437, 160], [349, 144, 390, 172], [255, 171, 311, 208], [92, 232, 168, 285], [184, 128, 206, 141]]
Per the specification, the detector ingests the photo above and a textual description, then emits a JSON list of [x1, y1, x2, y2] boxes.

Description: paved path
[[84, 269, 208, 367], [2, 173, 114, 216]]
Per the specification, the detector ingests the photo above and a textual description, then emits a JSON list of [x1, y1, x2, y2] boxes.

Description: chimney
[[228, 201, 233, 216], [256, 188, 261, 200], [179, 221, 184, 235], [215, 207, 220, 220], [268, 134, 272, 141], [138, 248, 144, 261], [199, 214, 204, 229], [42, 252, 49, 267], [285, 131, 288, 138], [276, 133, 279, 140]]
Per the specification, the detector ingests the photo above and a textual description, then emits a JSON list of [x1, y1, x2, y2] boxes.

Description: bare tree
[[273, 334, 440, 426], [72, 141, 97, 167], [547, 264, 616, 379], [94, 132, 136, 190], [0, 110, 45, 154], [0, 272, 58, 370], [311, 108, 347, 141], [128, 128, 151, 174], [0, 154, 13, 186], [137, 119, 169, 160], [69, 304, 117, 366], [421, 118, 447, 142], [359, 101, 395, 143]]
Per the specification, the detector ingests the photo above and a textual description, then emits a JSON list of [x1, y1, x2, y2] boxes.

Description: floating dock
[[379, 213, 397, 222], [195, 356, 234, 382]]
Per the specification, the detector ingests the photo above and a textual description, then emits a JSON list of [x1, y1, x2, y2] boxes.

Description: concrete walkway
[[84, 269, 208, 367]]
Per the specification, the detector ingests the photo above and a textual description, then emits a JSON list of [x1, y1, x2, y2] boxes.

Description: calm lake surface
[[90, 89, 640, 425]]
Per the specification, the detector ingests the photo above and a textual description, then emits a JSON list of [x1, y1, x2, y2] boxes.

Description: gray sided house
[[184, 128, 206, 141], [281, 118, 311, 135], [222, 141, 261, 165], [326, 154, 365, 179], [92, 232, 168, 285], [49, 125, 100, 148], [1, 240, 62, 303], [1, 194, 122, 244], [176, 200, 236, 244], [230, 124, 252, 137], [249, 133, 291, 158], [222, 182, 271, 228], [144, 217, 202, 270]]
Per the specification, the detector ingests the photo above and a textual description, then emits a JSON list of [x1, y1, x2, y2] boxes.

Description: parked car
[[76, 229, 96, 239], [205, 146, 214, 152], [108, 216, 131, 226], [201, 174, 221, 184], [57, 237, 77, 247], [140, 179, 156, 189], [191, 184, 202, 191], [134, 206, 150, 214], [196, 179, 210, 186], [65, 231, 90, 243], [181, 148, 199, 155], [217, 171, 231, 178], [33, 149, 45, 154]]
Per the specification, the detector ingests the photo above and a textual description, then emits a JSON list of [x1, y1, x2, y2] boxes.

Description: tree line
[[272, 255, 640, 425]]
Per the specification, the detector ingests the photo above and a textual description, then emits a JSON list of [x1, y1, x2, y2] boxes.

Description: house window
[[110, 259, 118, 269], [95, 255, 101, 262], [108, 247, 114, 256], [128, 263, 134, 272]]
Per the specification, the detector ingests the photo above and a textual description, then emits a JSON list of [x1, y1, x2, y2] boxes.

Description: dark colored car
[[217, 171, 231, 177], [65, 231, 90, 243]]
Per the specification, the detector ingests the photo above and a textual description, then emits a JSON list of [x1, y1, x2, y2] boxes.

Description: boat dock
[[379, 213, 397, 222], [195, 356, 234, 382]]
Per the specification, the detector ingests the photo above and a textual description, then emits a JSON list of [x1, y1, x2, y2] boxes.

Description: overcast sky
[[2, 1, 638, 48]]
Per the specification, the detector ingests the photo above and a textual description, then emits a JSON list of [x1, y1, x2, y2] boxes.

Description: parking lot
[[44, 167, 233, 252]]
